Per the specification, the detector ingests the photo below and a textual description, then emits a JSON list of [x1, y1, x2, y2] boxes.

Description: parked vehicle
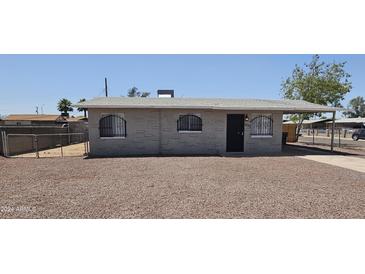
[[352, 128, 365, 141]]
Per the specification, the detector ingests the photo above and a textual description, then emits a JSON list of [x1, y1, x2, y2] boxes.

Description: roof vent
[[157, 90, 174, 98]]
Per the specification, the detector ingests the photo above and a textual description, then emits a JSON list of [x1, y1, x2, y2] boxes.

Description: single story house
[[300, 118, 332, 129], [2, 114, 67, 126], [2, 114, 88, 131], [76, 93, 340, 156], [325, 117, 365, 129]]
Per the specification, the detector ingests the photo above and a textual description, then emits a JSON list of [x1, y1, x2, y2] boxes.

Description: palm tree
[[57, 98, 73, 117], [77, 98, 87, 117]]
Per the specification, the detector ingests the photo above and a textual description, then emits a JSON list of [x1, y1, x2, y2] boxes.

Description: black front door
[[226, 114, 244, 152]]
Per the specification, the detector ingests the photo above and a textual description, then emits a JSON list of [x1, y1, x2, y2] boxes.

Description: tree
[[57, 98, 73, 117], [345, 96, 365, 118], [281, 55, 352, 138], [77, 98, 87, 118], [127, 87, 150, 97]]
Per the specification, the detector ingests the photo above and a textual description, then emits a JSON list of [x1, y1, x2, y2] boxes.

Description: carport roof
[[75, 97, 342, 113]]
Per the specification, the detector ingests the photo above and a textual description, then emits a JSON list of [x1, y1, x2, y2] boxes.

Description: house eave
[[75, 104, 341, 113]]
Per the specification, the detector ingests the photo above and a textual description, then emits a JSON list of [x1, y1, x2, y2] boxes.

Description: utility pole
[[36, 106, 39, 115], [105, 77, 108, 97]]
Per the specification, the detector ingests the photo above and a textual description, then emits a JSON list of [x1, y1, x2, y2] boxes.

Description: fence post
[[5, 132, 9, 157], [338, 128, 341, 148], [60, 135, 64, 157], [0, 131, 2, 156], [1, 131, 8, 157], [34, 135, 39, 158]]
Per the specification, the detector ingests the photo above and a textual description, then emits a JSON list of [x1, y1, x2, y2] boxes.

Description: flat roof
[[4, 114, 65, 122], [326, 117, 365, 124], [75, 97, 342, 113]]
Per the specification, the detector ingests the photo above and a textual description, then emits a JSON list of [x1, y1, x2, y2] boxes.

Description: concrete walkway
[[298, 155, 365, 173]]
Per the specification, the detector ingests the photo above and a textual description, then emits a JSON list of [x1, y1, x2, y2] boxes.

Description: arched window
[[99, 115, 126, 137], [250, 115, 273, 136], [177, 114, 202, 132]]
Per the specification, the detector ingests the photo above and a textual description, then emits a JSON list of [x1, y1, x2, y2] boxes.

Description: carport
[[283, 107, 343, 152]]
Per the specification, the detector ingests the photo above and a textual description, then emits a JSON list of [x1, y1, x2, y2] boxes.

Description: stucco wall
[[87, 108, 283, 156]]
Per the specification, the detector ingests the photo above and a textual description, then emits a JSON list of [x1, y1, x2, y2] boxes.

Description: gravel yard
[[0, 155, 364, 218]]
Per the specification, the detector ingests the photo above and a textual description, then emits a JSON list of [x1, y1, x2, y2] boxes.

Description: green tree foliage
[[345, 96, 365, 117], [77, 98, 87, 117], [140, 92, 151, 97], [281, 55, 352, 137], [57, 98, 73, 116], [127, 87, 150, 97]]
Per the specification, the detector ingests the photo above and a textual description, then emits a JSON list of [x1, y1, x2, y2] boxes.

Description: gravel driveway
[[0, 155, 364, 218]]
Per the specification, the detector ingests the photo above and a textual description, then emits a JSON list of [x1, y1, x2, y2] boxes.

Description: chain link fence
[[1, 132, 89, 158]]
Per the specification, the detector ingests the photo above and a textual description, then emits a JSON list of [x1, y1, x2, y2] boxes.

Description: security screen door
[[226, 114, 245, 152]]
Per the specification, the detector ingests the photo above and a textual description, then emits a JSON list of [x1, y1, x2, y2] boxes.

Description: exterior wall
[[4, 121, 32, 126], [244, 112, 282, 153], [87, 108, 283, 156], [88, 109, 160, 156]]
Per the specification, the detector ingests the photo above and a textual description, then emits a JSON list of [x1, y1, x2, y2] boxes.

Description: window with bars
[[250, 114, 273, 136], [177, 114, 202, 132], [99, 114, 127, 137]]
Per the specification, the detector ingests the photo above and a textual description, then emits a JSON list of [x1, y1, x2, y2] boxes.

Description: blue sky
[[0, 54, 364, 116]]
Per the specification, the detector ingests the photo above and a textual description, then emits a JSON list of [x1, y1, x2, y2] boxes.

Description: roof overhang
[[74, 97, 344, 113]]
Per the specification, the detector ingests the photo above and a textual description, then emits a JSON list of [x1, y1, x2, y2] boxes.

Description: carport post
[[330, 111, 335, 152]]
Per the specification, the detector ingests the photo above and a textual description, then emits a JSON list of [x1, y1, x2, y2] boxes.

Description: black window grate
[[177, 115, 202, 131], [250, 115, 273, 136], [99, 115, 127, 137]]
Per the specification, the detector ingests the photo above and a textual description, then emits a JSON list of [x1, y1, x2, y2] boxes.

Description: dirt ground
[[1, 152, 364, 219], [297, 136, 365, 156]]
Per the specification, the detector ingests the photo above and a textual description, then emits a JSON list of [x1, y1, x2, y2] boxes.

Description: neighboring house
[[65, 116, 88, 133], [0, 114, 88, 156], [2, 114, 88, 131], [76, 91, 340, 156], [326, 117, 365, 129], [282, 118, 333, 141], [2, 114, 67, 126], [300, 118, 332, 129]]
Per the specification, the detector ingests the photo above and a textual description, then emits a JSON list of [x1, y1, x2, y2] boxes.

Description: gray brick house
[[76, 94, 339, 156]]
